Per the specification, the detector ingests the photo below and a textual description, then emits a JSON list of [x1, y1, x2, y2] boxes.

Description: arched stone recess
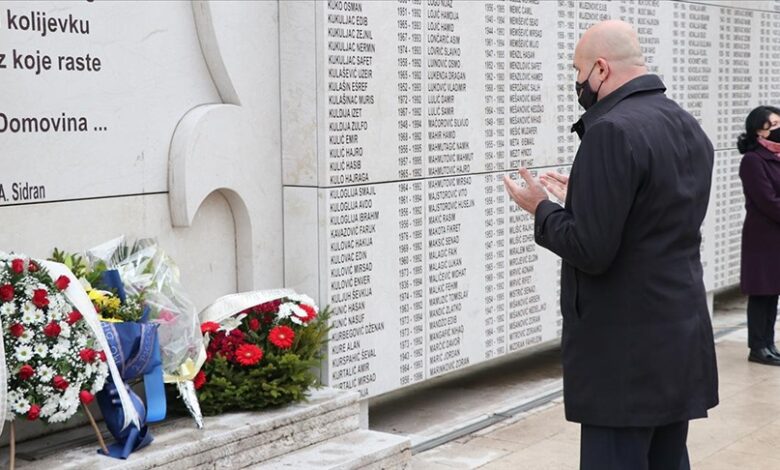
[[169, 1, 283, 291]]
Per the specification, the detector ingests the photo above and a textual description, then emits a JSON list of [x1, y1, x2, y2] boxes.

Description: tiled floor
[[411, 296, 780, 469]]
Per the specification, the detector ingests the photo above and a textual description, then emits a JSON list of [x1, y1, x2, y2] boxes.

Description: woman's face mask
[[766, 127, 780, 143]]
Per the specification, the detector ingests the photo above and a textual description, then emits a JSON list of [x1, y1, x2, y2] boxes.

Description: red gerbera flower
[[299, 304, 318, 323], [200, 321, 220, 335], [234, 344, 263, 366], [269, 325, 295, 350]]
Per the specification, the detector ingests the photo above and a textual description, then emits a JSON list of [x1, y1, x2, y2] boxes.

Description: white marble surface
[[281, 0, 780, 399], [0, 0, 218, 202], [0, 0, 286, 298]]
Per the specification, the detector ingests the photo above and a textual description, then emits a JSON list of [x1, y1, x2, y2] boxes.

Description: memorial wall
[[0, 1, 285, 314], [1, 0, 778, 404], [282, 0, 780, 398]]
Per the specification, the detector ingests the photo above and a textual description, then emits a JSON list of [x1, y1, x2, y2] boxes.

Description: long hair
[[737, 105, 780, 154]]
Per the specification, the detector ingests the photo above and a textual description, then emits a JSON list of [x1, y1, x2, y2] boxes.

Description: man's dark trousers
[[580, 421, 690, 470]]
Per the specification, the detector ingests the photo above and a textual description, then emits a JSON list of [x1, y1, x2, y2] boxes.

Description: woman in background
[[737, 105, 780, 366]]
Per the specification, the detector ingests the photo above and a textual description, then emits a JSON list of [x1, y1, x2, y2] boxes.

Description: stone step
[[255, 430, 411, 470], [6, 388, 361, 469]]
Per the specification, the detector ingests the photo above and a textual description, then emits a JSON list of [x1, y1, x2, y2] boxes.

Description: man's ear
[[596, 57, 610, 81]]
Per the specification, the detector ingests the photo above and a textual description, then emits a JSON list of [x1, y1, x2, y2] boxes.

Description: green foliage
[[50, 247, 106, 286], [49, 248, 145, 322]]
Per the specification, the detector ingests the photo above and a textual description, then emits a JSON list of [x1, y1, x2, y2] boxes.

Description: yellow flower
[[87, 289, 105, 302], [103, 297, 121, 311]]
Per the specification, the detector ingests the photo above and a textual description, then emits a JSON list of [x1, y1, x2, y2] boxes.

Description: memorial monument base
[[1, 388, 410, 469]]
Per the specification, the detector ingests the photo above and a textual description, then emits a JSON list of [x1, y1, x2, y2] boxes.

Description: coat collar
[[571, 74, 667, 139], [754, 144, 780, 162]]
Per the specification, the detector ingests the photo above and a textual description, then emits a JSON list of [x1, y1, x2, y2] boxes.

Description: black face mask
[[767, 127, 780, 143], [575, 63, 604, 110]]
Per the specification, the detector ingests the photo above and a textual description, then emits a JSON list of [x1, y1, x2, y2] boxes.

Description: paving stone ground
[[400, 293, 780, 469]]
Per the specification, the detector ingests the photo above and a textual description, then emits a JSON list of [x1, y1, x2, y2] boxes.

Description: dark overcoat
[[739, 146, 780, 295], [535, 74, 719, 427]]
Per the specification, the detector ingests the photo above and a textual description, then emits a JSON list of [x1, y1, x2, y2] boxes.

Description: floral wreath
[[0, 253, 108, 423]]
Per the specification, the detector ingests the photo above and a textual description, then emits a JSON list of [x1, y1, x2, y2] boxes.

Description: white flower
[[281, 303, 307, 326], [40, 399, 58, 418], [58, 388, 80, 417], [0, 302, 15, 316], [8, 390, 22, 404], [50, 341, 69, 360], [32, 308, 44, 324], [62, 386, 79, 404], [48, 301, 66, 320], [11, 394, 30, 414], [15, 345, 34, 362], [220, 314, 246, 332], [277, 303, 295, 319], [291, 304, 308, 319], [21, 303, 37, 324], [34, 343, 49, 358], [91, 367, 108, 393], [48, 410, 71, 423], [38, 365, 54, 383], [76, 335, 89, 348], [18, 329, 33, 343], [59, 322, 71, 338]]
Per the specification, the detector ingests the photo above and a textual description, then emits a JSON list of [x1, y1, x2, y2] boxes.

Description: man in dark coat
[[504, 20, 718, 469]]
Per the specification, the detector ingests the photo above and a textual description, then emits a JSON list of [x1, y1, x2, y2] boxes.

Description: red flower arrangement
[[191, 293, 330, 415]]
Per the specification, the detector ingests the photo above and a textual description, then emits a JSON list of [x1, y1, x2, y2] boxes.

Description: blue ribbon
[[96, 270, 167, 459], [96, 381, 153, 458]]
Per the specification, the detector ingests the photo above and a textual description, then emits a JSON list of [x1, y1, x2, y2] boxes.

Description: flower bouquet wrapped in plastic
[[51, 245, 165, 459], [82, 237, 207, 428]]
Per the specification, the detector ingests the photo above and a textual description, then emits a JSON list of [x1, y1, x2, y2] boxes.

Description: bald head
[[576, 20, 645, 67], [573, 20, 648, 103]]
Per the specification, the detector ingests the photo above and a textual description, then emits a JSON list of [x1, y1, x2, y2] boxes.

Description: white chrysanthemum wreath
[[0, 253, 108, 424]]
